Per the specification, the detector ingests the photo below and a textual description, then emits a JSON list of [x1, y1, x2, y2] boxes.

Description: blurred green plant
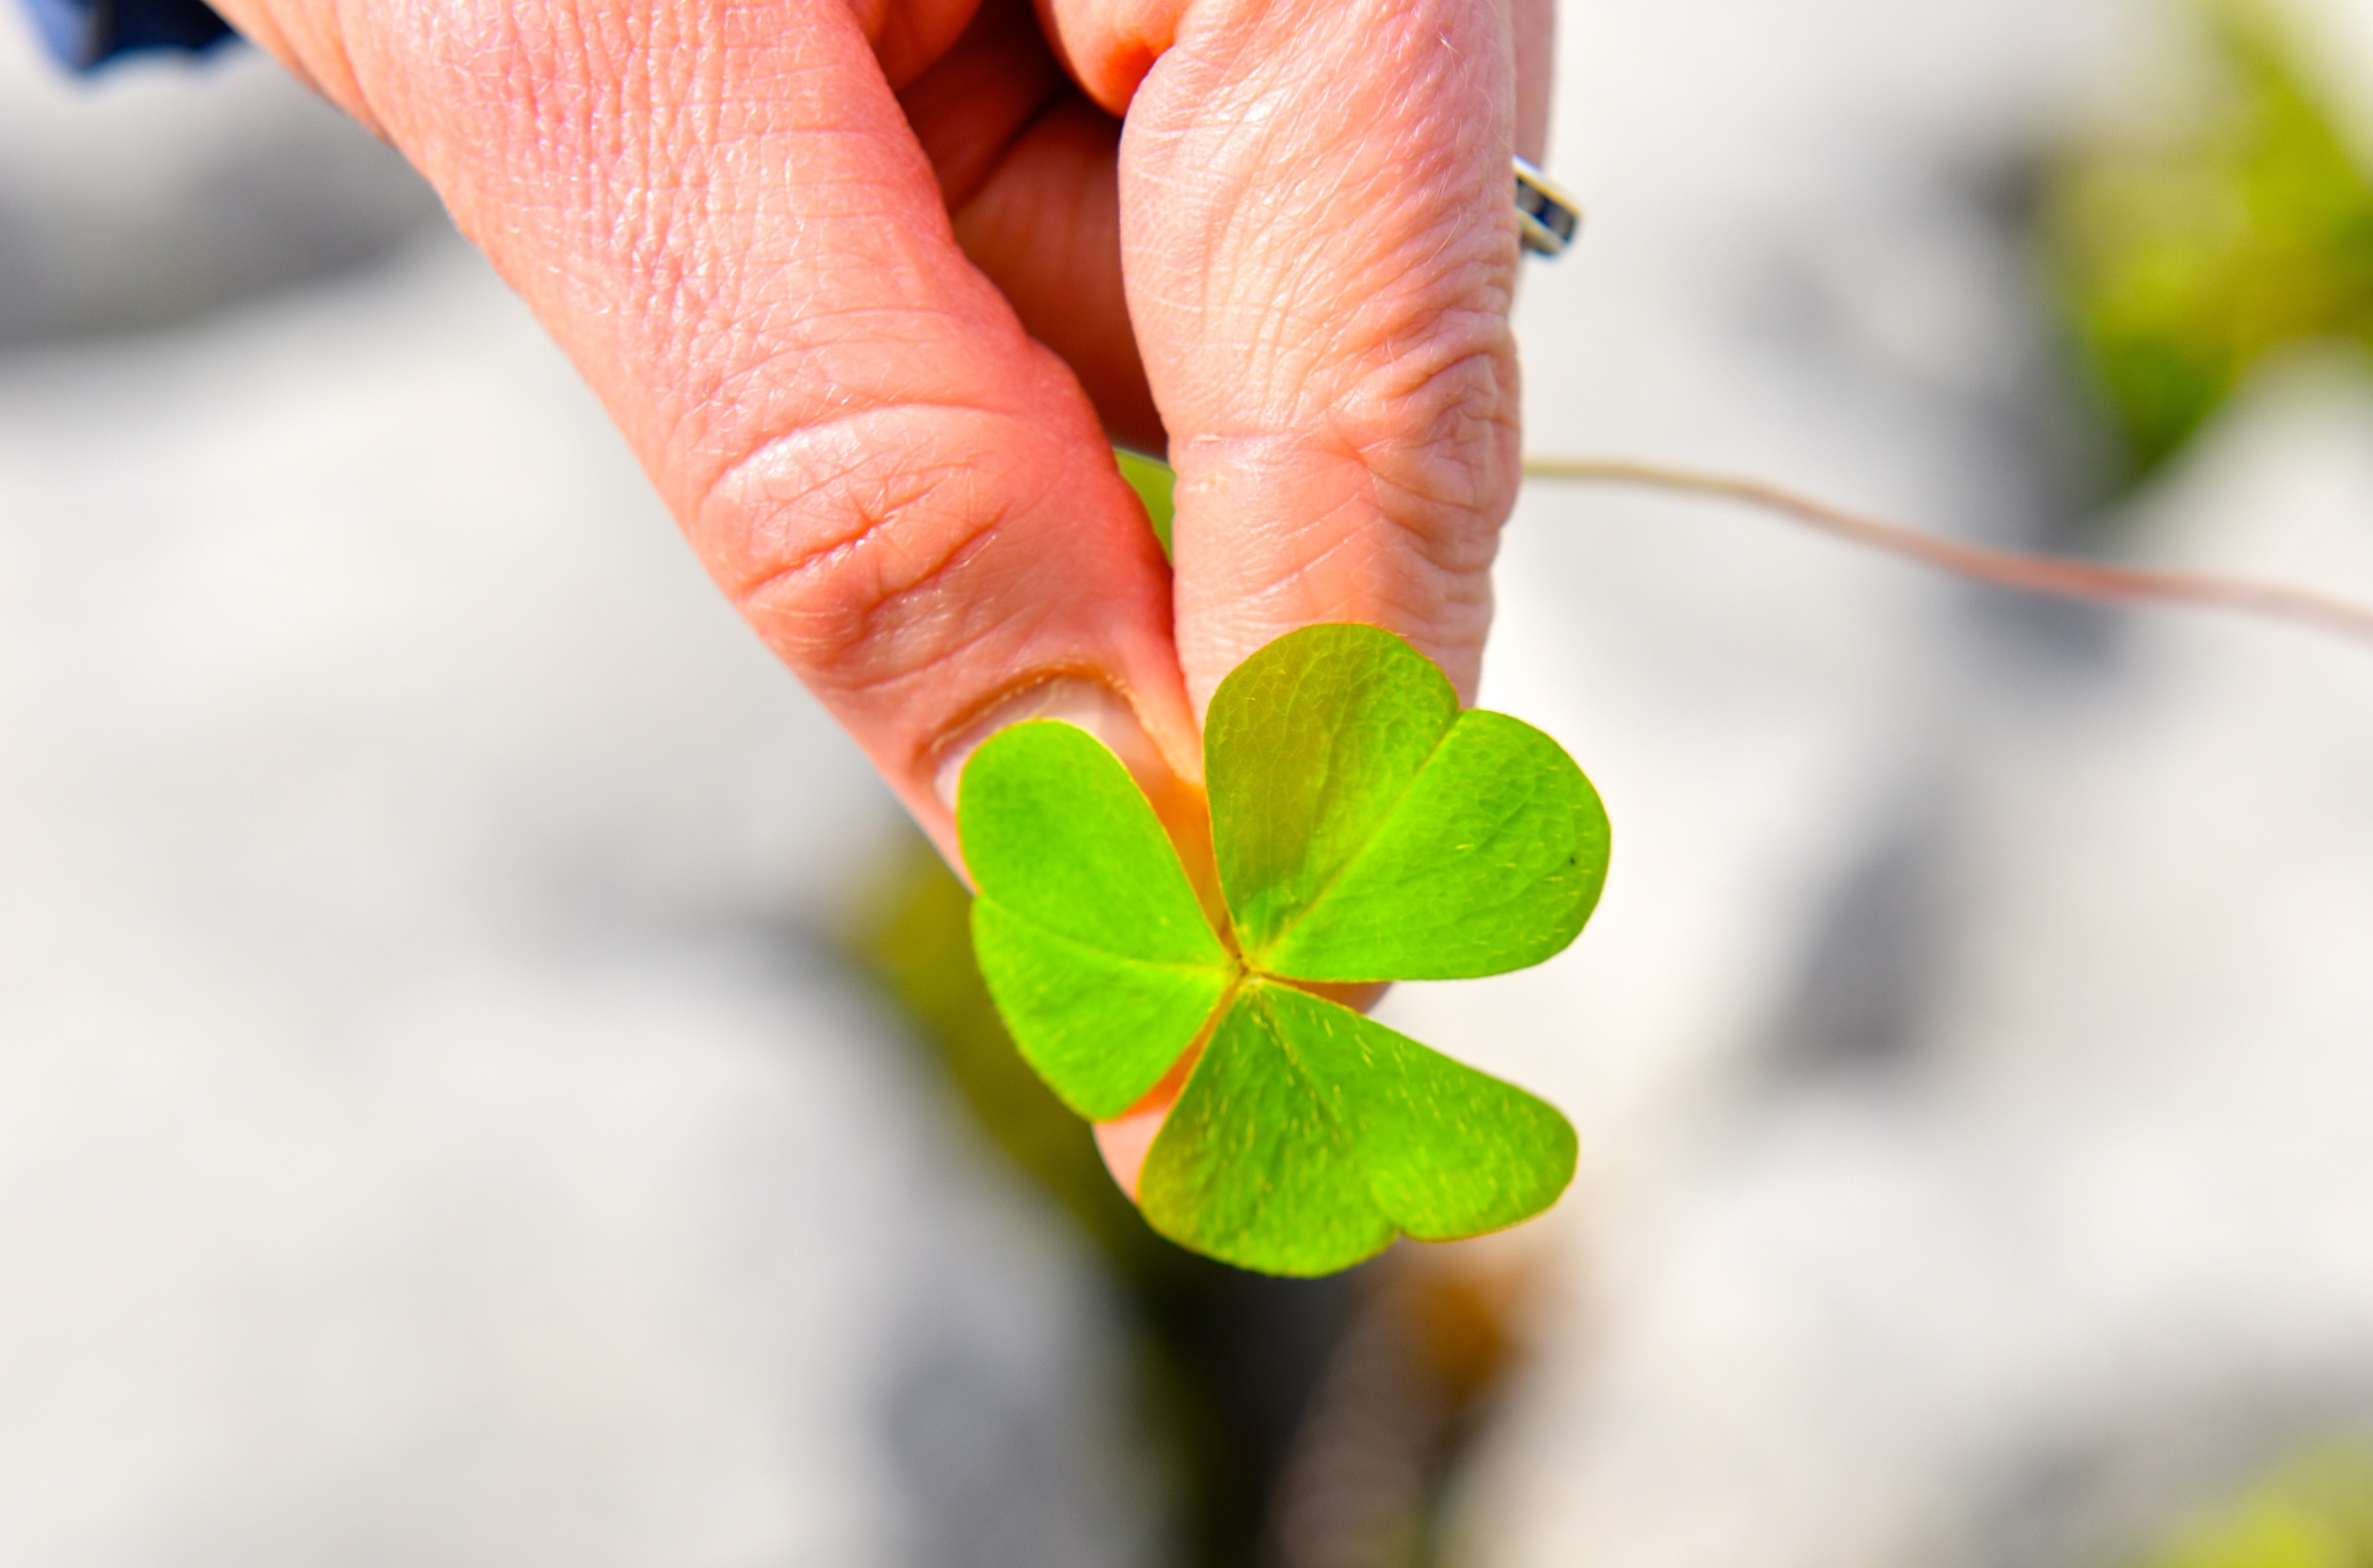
[[2046, 0, 2373, 478], [850, 834, 1157, 1265], [2140, 1442, 2373, 1568]]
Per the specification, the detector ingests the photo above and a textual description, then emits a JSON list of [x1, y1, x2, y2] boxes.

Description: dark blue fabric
[[23, 0, 232, 70]]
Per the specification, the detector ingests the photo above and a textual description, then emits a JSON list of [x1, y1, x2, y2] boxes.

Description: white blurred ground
[[0, 41, 1159, 1568], [5, 1, 2373, 1565], [1383, 1, 2373, 1564]]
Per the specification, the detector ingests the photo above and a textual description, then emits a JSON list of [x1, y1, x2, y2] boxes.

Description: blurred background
[[3, 0, 2371, 1563]]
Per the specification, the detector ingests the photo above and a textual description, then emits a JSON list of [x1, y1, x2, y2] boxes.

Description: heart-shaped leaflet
[[958, 623, 1612, 1276]]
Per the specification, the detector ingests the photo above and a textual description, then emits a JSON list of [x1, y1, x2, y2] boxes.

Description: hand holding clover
[[959, 624, 1609, 1276], [190, 0, 1560, 1271]]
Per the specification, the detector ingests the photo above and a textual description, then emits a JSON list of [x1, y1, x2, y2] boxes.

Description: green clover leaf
[[957, 623, 1611, 1276]]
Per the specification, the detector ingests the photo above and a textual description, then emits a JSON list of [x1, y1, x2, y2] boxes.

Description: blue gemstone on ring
[[1514, 156, 1582, 258]]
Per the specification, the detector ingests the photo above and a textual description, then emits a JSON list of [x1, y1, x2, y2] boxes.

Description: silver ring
[[1514, 156, 1581, 258]]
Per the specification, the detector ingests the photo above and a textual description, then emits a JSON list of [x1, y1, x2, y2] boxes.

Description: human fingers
[[897, 0, 1163, 451], [201, 0, 1199, 867], [1045, 0, 1534, 710], [917, 0, 1552, 467]]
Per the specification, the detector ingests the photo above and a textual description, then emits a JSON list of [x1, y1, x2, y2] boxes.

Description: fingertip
[[1093, 1102, 1165, 1202], [1032, 0, 1176, 115], [1091, 1027, 1194, 1203]]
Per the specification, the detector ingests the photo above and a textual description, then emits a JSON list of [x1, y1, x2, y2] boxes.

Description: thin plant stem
[[1523, 456, 2373, 651]]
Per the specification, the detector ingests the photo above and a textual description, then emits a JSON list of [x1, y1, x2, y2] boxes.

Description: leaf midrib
[[1239, 981, 1392, 1223], [1236, 715, 1460, 972], [989, 897, 1237, 978]]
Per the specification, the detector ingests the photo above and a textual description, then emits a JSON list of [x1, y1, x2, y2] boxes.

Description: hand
[[203, 0, 1548, 1184]]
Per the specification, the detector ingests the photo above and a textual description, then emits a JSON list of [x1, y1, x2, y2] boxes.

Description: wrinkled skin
[[206, 0, 1551, 1189]]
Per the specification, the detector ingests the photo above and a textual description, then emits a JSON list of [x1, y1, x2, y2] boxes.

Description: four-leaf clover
[[956, 624, 1612, 1276]]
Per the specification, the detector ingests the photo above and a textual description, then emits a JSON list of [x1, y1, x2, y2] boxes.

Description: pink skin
[[205, 0, 1551, 1196]]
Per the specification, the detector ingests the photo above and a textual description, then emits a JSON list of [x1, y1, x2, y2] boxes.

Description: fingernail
[[931, 676, 1170, 815]]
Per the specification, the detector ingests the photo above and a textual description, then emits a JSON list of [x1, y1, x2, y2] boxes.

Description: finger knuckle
[[692, 401, 1049, 695], [1333, 311, 1522, 577]]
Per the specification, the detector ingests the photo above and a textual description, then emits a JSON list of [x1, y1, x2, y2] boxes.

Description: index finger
[[203, 0, 1205, 868]]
